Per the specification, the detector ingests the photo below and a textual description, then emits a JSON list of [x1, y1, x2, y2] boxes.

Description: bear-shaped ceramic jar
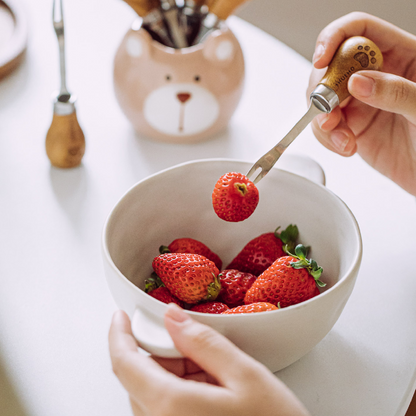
[[113, 20, 245, 143]]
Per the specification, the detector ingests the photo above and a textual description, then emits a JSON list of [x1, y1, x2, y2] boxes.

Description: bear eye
[[194, 75, 200, 82], [166, 75, 172, 81]]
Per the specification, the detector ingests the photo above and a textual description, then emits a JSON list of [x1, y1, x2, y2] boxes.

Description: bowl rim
[[102, 158, 363, 317]]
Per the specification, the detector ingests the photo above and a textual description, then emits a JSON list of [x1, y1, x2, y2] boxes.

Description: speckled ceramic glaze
[[102, 159, 362, 372], [113, 22, 245, 143]]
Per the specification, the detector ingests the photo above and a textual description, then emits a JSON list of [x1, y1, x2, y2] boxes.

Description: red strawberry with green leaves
[[226, 224, 299, 276], [190, 301, 230, 314], [147, 286, 185, 308], [212, 172, 259, 222], [244, 244, 325, 308], [218, 269, 257, 307], [159, 238, 222, 270], [152, 253, 221, 304], [222, 302, 279, 314]]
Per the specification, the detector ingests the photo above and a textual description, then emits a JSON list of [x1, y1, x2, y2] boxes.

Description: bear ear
[[202, 31, 236, 65], [124, 22, 152, 59]]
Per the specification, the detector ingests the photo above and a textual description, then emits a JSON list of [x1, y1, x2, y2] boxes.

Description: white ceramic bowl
[[102, 159, 362, 372]]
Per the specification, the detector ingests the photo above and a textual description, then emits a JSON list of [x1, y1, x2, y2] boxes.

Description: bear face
[[113, 22, 245, 142]]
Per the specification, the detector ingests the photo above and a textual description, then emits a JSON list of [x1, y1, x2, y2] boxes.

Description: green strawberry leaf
[[275, 224, 299, 244], [206, 273, 222, 301], [144, 273, 165, 292], [294, 244, 307, 260], [290, 259, 308, 269], [315, 278, 326, 287], [289, 244, 326, 287], [159, 245, 171, 254]]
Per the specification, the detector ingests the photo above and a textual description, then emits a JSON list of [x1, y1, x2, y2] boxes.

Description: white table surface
[[1, 1, 415, 415]]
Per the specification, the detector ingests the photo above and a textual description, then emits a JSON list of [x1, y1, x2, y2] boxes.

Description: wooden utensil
[[246, 36, 383, 184], [123, 0, 175, 47], [180, 0, 207, 45], [159, 0, 188, 48], [46, 99, 85, 169], [193, 0, 249, 44], [46, 0, 85, 168]]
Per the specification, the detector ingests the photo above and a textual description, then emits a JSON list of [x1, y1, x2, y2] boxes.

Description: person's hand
[[308, 12, 416, 196], [109, 304, 310, 416]]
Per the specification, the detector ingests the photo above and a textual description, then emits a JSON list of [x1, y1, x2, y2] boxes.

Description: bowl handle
[[131, 307, 183, 358], [278, 154, 326, 186]]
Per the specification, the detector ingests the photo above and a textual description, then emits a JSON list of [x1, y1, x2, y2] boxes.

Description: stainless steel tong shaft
[[53, 0, 69, 97], [246, 103, 322, 184]]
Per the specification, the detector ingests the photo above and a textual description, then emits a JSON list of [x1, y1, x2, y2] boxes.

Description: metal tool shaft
[[247, 103, 322, 184], [53, 0, 69, 99], [160, 0, 188, 48]]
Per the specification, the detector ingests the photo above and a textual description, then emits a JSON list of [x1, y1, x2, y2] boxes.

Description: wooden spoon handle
[[207, 0, 249, 21], [46, 111, 85, 168], [318, 36, 383, 103], [123, 0, 159, 17]]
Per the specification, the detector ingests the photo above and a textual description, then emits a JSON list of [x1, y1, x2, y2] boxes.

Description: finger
[[151, 356, 185, 377], [315, 106, 342, 132], [108, 311, 175, 403], [185, 359, 203, 374], [183, 371, 218, 385], [129, 396, 148, 416], [150, 357, 202, 377], [311, 117, 357, 156], [312, 12, 414, 68], [164, 304, 267, 390], [348, 71, 416, 125]]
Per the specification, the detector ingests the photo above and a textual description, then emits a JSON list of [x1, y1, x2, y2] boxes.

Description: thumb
[[164, 304, 265, 389], [348, 71, 416, 125]]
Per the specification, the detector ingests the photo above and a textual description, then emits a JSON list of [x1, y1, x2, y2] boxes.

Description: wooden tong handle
[[46, 111, 85, 168], [319, 36, 383, 103], [207, 0, 249, 21], [123, 0, 159, 17]]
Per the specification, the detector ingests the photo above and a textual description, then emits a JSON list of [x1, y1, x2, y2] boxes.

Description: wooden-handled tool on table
[[122, 0, 175, 48], [46, 0, 85, 169], [246, 36, 383, 184], [193, 0, 250, 44], [180, 0, 207, 45], [159, 0, 188, 48]]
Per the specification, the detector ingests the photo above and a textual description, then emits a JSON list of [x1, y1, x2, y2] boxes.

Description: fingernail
[[317, 113, 329, 129], [312, 44, 325, 64], [350, 73, 375, 98], [165, 303, 190, 323], [113, 310, 126, 322], [331, 131, 349, 152]]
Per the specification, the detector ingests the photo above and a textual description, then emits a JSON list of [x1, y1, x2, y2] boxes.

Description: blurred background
[[236, 0, 416, 60]]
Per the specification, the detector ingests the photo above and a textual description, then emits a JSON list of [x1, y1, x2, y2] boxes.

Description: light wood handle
[[45, 111, 85, 168], [207, 0, 249, 21], [319, 36, 383, 103], [123, 0, 159, 17]]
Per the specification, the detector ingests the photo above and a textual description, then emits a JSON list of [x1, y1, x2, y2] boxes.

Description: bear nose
[[177, 92, 191, 103]]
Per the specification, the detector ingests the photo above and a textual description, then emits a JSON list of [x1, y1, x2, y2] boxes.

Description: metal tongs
[[247, 36, 383, 184]]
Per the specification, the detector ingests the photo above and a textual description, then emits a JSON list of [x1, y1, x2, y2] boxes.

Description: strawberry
[[190, 301, 230, 314], [244, 244, 325, 308], [226, 224, 299, 276], [159, 238, 222, 270], [218, 269, 257, 307], [222, 302, 279, 314], [152, 253, 221, 304], [147, 287, 185, 308], [212, 172, 259, 222]]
